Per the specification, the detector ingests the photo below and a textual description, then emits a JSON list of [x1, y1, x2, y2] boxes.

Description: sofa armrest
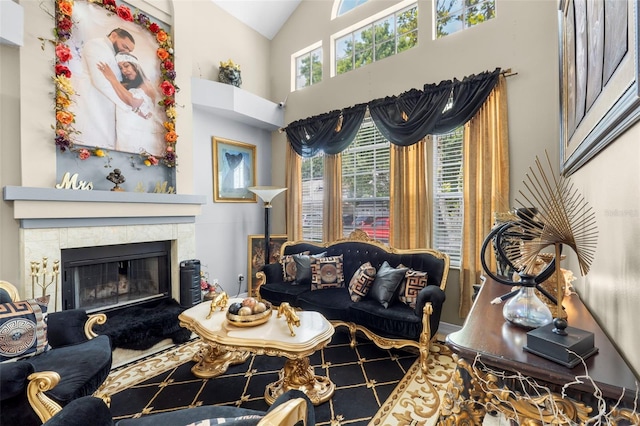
[[46, 310, 107, 347], [415, 285, 446, 337], [43, 396, 113, 426], [0, 361, 34, 400]]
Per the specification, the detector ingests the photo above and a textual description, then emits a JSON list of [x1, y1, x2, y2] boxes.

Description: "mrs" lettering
[[55, 172, 94, 190]]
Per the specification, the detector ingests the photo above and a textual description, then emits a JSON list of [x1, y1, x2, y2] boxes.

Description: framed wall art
[[559, 0, 640, 175], [55, 0, 177, 167], [247, 234, 287, 297], [212, 137, 257, 202]]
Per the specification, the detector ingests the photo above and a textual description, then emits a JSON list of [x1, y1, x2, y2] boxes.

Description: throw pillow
[[348, 262, 377, 302], [0, 295, 50, 361], [293, 252, 326, 286], [310, 255, 345, 290], [281, 251, 310, 282], [398, 269, 429, 308], [369, 262, 409, 308]]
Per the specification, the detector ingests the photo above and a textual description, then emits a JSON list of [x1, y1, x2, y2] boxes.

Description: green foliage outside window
[[436, 0, 495, 39], [335, 5, 418, 76], [296, 47, 323, 90]]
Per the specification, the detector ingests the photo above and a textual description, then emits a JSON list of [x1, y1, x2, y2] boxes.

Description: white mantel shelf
[[191, 78, 284, 130], [4, 186, 206, 221]]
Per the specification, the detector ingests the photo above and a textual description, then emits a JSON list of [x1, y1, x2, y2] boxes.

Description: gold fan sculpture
[[505, 152, 598, 334]]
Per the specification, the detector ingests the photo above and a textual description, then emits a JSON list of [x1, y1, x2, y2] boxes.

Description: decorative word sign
[[55, 172, 93, 190], [154, 181, 175, 194]]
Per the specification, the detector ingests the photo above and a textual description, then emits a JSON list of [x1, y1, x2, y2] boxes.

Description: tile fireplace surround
[[4, 186, 206, 312]]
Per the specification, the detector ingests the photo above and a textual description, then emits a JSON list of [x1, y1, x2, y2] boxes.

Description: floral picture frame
[[247, 234, 287, 297], [52, 0, 178, 167], [212, 137, 257, 202]]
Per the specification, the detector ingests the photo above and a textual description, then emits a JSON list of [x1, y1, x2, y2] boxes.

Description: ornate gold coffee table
[[178, 298, 335, 405]]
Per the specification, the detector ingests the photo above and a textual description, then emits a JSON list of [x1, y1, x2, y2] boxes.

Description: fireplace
[[61, 241, 171, 313]]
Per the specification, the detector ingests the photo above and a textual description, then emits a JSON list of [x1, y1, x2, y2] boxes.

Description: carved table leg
[[264, 356, 335, 406], [191, 343, 249, 378]]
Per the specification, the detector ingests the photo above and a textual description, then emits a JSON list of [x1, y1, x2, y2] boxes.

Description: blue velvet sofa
[[0, 282, 112, 426], [255, 231, 450, 372]]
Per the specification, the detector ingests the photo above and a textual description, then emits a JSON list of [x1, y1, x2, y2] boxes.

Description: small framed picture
[[247, 234, 287, 297], [212, 137, 256, 202]]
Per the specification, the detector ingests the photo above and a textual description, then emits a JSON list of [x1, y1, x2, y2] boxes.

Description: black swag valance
[[284, 68, 501, 156]]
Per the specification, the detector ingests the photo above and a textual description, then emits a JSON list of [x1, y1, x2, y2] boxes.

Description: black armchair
[[0, 281, 112, 426], [43, 390, 315, 426]]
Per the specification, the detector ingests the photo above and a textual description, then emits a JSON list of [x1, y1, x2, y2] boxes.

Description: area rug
[[97, 335, 458, 425]]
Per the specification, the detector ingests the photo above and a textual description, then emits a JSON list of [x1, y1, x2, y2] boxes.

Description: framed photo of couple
[[65, 1, 170, 158]]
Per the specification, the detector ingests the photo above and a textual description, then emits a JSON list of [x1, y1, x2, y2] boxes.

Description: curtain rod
[[502, 68, 518, 77]]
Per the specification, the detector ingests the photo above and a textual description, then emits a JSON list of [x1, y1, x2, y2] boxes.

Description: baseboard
[[436, 321, 462, 341]]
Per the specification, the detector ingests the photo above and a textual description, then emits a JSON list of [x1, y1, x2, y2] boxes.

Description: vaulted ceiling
[[211, 0, 303, 40]]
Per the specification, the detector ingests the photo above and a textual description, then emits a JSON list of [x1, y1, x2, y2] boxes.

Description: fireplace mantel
[[4, 186, 206, 223]]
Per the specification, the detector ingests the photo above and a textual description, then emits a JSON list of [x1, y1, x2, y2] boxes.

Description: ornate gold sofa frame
[[254, 231, 450, 372], [0, 281, 112, 425]]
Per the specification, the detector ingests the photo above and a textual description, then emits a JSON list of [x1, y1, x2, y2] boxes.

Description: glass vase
[[503, 275, 553, 330]]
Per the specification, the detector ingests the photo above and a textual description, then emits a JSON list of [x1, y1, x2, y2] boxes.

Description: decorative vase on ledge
[[218, 59, 242, 88], [503, 274, 553, 330]]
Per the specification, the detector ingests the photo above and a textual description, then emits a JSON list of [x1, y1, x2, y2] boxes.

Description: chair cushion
[[28, 334, 112, 405], [115, 405, 266, 426], [349, 299, 421, 340], [259, 282, 310, 306], [296, 287, 353, 321], [0, 296, 50, 361]]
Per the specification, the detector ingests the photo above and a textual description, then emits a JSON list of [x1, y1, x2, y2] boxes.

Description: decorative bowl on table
[[226, 297, 272, 327]]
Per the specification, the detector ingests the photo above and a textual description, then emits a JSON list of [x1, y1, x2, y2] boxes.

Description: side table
[[440, 278, 639, 425]]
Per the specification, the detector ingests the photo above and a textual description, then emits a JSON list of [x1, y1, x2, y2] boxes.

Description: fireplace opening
[[61, 241, 171, 313]]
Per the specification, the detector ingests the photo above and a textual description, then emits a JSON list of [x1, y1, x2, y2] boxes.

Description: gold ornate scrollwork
[[277, 302, 300, 336], [442, 355, 595, 425], [26, 371, 63, 423], [85, 313, 107, 339], [206, 292, 228, 320]]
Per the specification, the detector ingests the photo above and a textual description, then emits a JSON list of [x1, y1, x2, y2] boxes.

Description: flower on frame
[[115, 5, 133, 21], [56, 111, 74, 125], [78, 148, 91, 160], [55, 43, 72, 63], [55, 64, 71, 78]]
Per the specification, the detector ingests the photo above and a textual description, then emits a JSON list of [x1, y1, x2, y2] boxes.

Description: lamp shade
[[248, 186, 287, 204]]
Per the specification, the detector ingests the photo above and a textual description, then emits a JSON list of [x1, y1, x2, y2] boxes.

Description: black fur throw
[[95, 298, 192, 350]]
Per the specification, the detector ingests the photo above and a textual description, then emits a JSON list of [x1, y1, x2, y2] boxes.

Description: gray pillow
[[293, 252, 326, 285], [368, 261, 409, 308]]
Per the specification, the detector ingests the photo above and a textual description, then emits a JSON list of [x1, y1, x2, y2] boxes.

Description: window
[[301, 153, 324, 241], [336, 0, 369, 17], [432, 128, 464, 266], [342, 117, 390, 243], [334, 4, 417, 75], [301, 117, 390, 243], [294, 46, 323, 90], [435, 0, 495, 39]]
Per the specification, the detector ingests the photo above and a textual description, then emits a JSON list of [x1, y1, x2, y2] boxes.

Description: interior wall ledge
[[3, 186, 206, 205], [0, 0, 24, 46], [191, 78, 284, 130]]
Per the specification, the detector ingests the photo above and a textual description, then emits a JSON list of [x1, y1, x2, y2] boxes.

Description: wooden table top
[[446, 279, 639, 401]]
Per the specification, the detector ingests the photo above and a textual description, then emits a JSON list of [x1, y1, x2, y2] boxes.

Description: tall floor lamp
[[248, 186, 287, 267]]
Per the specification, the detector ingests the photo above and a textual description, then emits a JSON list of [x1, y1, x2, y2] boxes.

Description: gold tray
[[226, 303, 272, 327]]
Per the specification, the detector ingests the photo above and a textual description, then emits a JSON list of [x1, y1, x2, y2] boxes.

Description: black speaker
[[179, 259, 201, 308]]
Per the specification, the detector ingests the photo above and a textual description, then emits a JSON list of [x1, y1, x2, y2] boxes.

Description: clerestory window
[[435, 0, 496, 39], [333, 3, 417, 76], [294, 44, 323, 91]]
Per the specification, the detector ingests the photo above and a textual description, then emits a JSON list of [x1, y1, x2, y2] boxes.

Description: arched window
[[334, 0, 369, 18]]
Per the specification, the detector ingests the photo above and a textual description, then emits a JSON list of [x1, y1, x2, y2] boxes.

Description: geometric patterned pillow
[[348, 262, 377, 302], [310, 255, 345, 290], [398, 270, 428, 308], [0, 295, 50, 361], [281, 251, 310, 282]]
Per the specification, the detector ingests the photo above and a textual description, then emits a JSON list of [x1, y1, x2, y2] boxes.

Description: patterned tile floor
[[104, 332, 418, 425]]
